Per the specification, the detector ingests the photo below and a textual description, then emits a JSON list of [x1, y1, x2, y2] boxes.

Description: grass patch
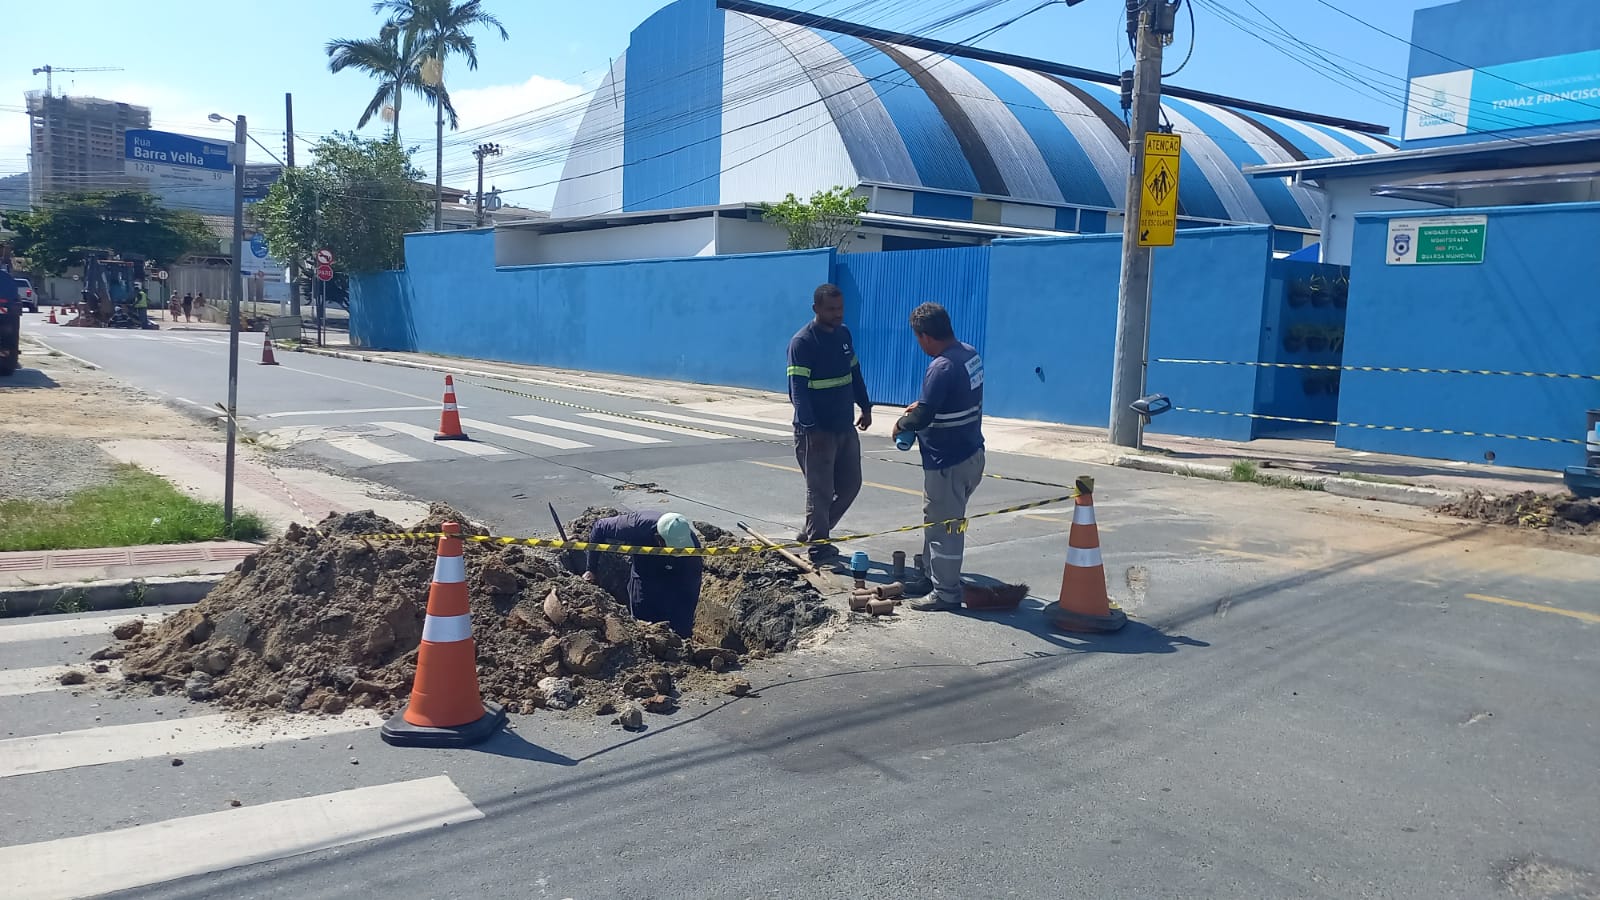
[[0, 465, 266, 552], [1229, 460, 1324, 492]]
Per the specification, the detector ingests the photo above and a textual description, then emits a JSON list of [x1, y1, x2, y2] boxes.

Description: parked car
[[0, 275, 20, 376], [13, 277, 37, 313]]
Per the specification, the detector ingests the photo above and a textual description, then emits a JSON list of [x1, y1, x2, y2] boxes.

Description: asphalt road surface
[[8, 320, 1599, 899]]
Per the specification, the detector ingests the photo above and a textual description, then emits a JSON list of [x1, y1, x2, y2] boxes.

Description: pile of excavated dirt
[[116, 505, 837, 720], [1438, 491, 1600, 535]]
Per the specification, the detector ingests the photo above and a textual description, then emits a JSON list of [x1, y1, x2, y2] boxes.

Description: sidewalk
[[0, 542, 258, 590], [297, 345, 1565, 502]]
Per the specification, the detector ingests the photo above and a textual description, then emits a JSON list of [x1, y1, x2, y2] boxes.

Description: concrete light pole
[[210, 112, 247, 533], [473, 143, 502, 227]]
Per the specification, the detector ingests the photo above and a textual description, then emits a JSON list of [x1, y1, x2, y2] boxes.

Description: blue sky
[[2, 0, 1441, 208]]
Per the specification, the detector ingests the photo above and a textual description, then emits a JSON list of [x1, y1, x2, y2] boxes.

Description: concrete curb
[[1113, 455, 1461, 508], [24, 334, 99, 370], [0, 575, 221, 618]]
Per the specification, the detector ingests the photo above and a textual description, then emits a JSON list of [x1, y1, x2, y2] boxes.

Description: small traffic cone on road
[[382, 522, 506, 748], [1043, 476, 1128, 634], [47, 306, 58, 324], [434, 375, 469, 441], [259, 335, 280, 366]]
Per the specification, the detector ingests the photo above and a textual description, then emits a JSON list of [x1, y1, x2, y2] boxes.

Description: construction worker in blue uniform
[[787, 283, 872, 562], [583, 511, 702, 637]]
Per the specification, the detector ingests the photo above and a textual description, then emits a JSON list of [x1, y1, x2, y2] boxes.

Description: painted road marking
[[0, 666, 105, 698], [514, 414, 667, 445], [0, 611, 173, 645], [746, 460, 921, 497], [460, 418, 591, 450], [578, 412, 734, 439], [0, 775, 481, 900], [1464, 593, 1600, 625], [375, 421, 508, 456], [275, 364, 438, 404], [645, 411, 792, 437], [325, 435, 420, 465], [0, 712, 382, 779], [258, 406, 443, 419]]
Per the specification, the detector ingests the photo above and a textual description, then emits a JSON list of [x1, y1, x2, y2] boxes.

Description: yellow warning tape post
[[1172, 407, 1586, 445], [1157, 358, 1600, 381], [354, 491, 1079, 557]]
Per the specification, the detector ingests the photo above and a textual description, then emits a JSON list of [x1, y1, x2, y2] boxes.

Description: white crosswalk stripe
[[641, 411, 793, 437], [326, 435, 420, 465], [578, 412, 735, 439], [374, 421, 509, 456], [0, 611, 488, 900], [513, 414, 667, 444], [461, 417, 592, 450]]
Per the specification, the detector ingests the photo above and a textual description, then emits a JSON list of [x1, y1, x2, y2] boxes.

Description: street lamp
[[210, 112, 247, 535], [473, 143, 502, 227]]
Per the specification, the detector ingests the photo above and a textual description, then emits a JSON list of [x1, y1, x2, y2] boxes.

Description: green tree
[[377, 0, 509, 230], [761, 186, 871, 251], [253, 132, 429, 275], [325, 23, 427, 144], [0, 192, 214, 274]]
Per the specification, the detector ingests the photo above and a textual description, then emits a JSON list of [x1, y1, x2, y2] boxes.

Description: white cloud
[[437, 73, 593, 211]]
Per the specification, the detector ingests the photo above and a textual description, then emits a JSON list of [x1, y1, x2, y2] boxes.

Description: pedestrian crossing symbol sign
[[1138, 132, 1181, 247]]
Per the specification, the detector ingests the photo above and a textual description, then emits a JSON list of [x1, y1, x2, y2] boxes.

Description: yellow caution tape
[[1157, 358, 1600, 380], [461, 377, 1081, 492], [1172, 407, 1586, 445], [352, 491, 1079, 556]]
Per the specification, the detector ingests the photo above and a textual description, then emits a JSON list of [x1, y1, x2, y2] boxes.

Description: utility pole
[[473, 143, 502, 227], [284, 93, 301, 318], [224, 114, 247, 534], [1107, 0, 1179, 448]]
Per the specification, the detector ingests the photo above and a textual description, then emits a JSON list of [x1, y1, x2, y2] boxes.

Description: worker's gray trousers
[[795, 427, 863, 545], [923, 450, 986, 603]]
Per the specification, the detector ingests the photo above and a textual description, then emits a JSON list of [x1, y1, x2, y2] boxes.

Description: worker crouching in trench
[[583, 511, 702, 638]]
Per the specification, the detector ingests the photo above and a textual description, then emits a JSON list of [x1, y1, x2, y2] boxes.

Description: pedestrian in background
[[895, 302, 985, 611], [193, 291, 206, 320], [181, 292, 193, 323], [787, 283, 872, 563], [168, 291, 182, 321]]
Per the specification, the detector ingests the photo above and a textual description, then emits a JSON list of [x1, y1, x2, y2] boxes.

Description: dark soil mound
[[1438, 491, 1600, 535]]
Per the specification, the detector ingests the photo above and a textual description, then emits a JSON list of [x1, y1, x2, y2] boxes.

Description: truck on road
[[0, 269, 20, 377]]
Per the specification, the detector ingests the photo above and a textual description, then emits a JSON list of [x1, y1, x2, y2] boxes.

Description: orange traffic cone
[[382, 522, 506, 747], [1043, 476, 1128, 633], [434, 375, 469, 441], [47, 306, 58, 324], [259, 335, 279, 366]]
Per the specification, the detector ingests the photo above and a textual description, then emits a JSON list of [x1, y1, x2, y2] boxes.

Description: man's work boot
[[806, 543, 842, 564], [908, 593, 962, 612]]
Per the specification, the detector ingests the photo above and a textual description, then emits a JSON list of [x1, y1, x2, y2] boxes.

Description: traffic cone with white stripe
[[259, 334, 279, 366], [1043, 476, 1127, 634], [48, 306, 58, 324], [434, 375, 469, 441], [381, 522, 506, 747]]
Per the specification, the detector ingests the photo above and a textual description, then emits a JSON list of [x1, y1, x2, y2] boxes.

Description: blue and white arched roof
[[553, 0, 1395, 230]]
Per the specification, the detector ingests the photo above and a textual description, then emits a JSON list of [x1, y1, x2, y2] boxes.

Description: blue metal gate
[[835, 246, 991, 406]]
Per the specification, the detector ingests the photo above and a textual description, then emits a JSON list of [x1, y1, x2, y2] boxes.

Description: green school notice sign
[[1386, 215, 1487, 265]]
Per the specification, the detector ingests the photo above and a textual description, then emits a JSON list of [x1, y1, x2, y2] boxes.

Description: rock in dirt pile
[[116, 505, 836, 717], [1438, 491, 1600, 535]]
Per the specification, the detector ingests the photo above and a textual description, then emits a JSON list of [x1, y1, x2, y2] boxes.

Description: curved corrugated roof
[[762, 21, 1392, 229]]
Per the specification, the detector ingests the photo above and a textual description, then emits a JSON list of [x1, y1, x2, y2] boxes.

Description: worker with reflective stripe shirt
[[584, 511, 702, 637], [786, 283, 872, 561], [894, 302, 986, 611]]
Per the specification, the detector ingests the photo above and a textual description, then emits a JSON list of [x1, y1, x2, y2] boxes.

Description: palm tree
[[325, 24, 425, 144], [377, 0, 509, 231]]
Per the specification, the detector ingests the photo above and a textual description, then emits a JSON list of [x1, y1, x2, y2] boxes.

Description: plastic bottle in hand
[[894, 430, 916, 451]]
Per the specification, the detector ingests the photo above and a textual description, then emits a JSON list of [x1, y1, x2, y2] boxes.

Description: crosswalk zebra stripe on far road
[[460, 418, 592, 450], [0, 611, 172, 645], [578, 412, 734, 439], [641, 411, 793, 437], [374, 421, 508, 456], [0, 776, 482, 900], [512, 414, 667, 444], [325, 435, 420, 465]]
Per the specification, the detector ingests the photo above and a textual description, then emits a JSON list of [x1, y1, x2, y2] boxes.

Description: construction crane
[[32, 65, 123, 96]]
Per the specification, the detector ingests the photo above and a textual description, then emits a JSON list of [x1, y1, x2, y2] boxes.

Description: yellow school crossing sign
[[1138, 133, 1181, 247]]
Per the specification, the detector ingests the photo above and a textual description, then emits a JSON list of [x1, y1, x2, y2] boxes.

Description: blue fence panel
[[836, 246, 991, 406]]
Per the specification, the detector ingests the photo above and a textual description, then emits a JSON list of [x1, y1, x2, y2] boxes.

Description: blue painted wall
[[1339, 203, 1600, 470], [837, 246, 990, 406], [983, 227, 1275, 441], [354, 230, 832, 393], [622, 0, 725, 211]]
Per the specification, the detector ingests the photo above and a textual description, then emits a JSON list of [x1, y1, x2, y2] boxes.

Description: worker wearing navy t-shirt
[[894, 302, 986, 611], [786, 283, 872, 562]]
